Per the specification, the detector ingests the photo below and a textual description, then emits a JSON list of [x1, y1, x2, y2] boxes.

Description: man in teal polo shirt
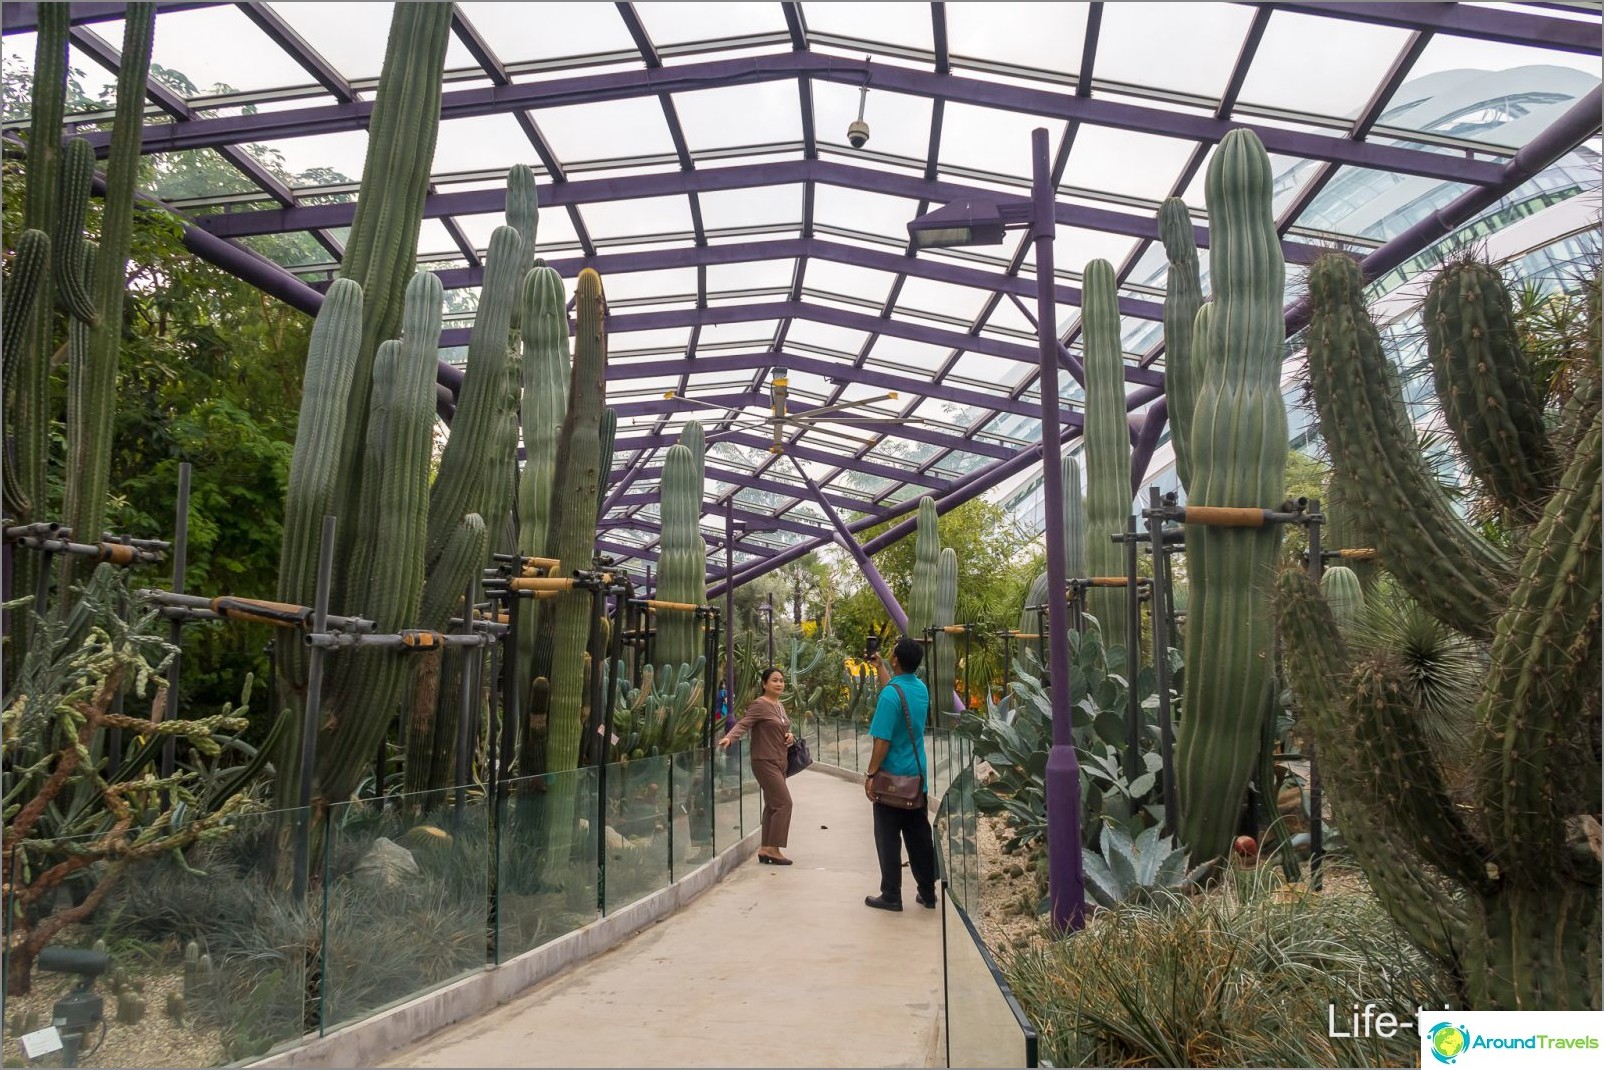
[[862, 637, 936, 911]]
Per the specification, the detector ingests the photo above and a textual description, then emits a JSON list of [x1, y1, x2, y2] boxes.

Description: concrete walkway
[[384, 770, 944, 1068]]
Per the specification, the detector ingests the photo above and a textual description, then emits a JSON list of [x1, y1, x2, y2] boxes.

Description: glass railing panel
[[321, 789, 490, 1033], [714, 741, 744, 850], [496, 767, 601, 961], [10, 808, 318, 1066], [672, 748, 716, 877], [602, 755, 672, 914], [942, 887, 1038, 1068], [740, 742, 761, 837]]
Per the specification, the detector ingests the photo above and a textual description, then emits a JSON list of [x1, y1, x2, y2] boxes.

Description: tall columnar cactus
[[1319, 565, 1364, 630], [1425, 259, 1557, 520], [932, 547, 959, 714], [5, 4, 68, 525], [317, 273, 444, 803], [1159, 197, 1204, 498], [542, 268, 608, 876], [271, 280, 364, 807], [1279, 406, 1600, 1008], [1082, 258, 1133, 646], [62, 4, 154, 592], [1174, 129, 1287, 865], [424, 224, 526, 569], [655, 440, 706, 669], [1305, 253, 1511, 640], [53, 138, 99, 327], [907, 496, 941, 639], [1018, 456, 1085, 633], [331, 4, 451, 574]]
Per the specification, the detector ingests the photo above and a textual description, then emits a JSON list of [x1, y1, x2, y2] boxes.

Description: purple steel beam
[[236, 3, 355, 102], [606, 350, 1078, 424], [782, 2, 807, 49], [195, 158, 1329, 266], [613, 428, 949, 488], [1262, 2, 1600, 53], [1128, 396, 1169, 492], [612, 463, 892, 517], [1, 2, 218, 33], [788, 454, 908, 632], [599, 446, 657, 515], [610, 391, 763, 419], [596, 537, 660, 563], [99, 54, 1509, 186], [419, 236, 1167, 324]]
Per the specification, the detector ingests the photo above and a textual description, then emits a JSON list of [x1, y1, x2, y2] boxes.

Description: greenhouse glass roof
[[2, 1, 1599, 583]]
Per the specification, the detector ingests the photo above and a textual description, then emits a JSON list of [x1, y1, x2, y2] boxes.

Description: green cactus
[[1, 230, 49, 410], [8, 3, 68, 527], [53, 137, 98, 325], [1082, 258, 1133, 649], [542, 268, 608, 877], [331, 3, 452, 576], [320, 271, 444, 804], [1158, 197, 1203, 497], [1174, 129, 1287, 865], [908, 496, 941, 639], [505, 165, 539, 291], [1304, 253, 1511, 639], [655, 437, 706, 669], [932, 547, 958, 716], [271, 279, 364, 809], [425, 224, 526, 568], [1018, 454, 1085, 633], [595, 406, 618, 529], [1425, 258, 1557, 520], [1321, 471, 1381, 592], [606, 658, 707, 759], [62, 3, 154, 593], [1319, 565, 1363, 630], [116, 990, 146, 1026]]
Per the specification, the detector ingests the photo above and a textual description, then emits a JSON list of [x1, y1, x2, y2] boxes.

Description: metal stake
[[1305, 497, 1325, 891], [1123, 514, 1143, 784], [1145, 488, 1180, 837], [293, 513, 336, 902]]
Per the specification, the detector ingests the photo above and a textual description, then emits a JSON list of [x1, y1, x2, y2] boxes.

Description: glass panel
[[741, 741, 762, 835], [1236, 13, 1409, 121], [675, 84, 803, 152], [460, 2, 637, 62], [946, 2, 1087, 75], [497, 768, 601, 962], [321, 791, 490, 1032], [603, 756, 672, 913], [943, 891, 1038, 1068], [17, 810, 316, 1066], [1096, 2, 1255, 99], [715, 740, 745, 851], [672, 748, 717, 876]]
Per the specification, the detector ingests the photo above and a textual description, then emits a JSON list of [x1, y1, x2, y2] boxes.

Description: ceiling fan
[[661, 367, 931, 455]]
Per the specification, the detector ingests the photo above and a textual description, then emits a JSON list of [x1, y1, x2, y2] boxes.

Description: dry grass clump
[[1003, 864, 1455, 1068]]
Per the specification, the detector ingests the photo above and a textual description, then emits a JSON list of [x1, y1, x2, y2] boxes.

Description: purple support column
[[786, 455, 909, 634], [724, 501, 736, 733], [1129, 397, 1169, 496], [1031, 127, 1086, 933]]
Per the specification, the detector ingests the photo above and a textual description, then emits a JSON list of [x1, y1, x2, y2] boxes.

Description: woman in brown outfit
[[717, 668, 796, 865]]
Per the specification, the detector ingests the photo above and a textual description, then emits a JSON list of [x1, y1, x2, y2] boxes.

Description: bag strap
[[889, 683, 926, 791]]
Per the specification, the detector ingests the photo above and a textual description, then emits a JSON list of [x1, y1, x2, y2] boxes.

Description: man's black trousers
[[873, 800, 937, 903]]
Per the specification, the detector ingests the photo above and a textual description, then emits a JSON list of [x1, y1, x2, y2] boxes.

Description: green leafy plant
[[1081, 820, 1205, 910]]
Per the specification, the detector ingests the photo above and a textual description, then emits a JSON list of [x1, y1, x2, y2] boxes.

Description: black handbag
[[868, 684, 926, 810], [785, 734, 813, 777]]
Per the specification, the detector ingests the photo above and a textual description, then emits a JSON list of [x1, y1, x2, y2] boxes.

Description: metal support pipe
[[454, 575, 478, 830], [293, 513, 335, 902], [724, 503, 736, 731], [1031, 128, 1086, 933], [1145, 487, 1179, 837], [1305, 497, 1325, 891], [1122, 514, 1142, 784], [161, 463, 191, 780], [787, 454, 909, 633]]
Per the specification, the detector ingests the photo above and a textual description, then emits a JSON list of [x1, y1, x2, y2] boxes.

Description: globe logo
[[1428, 1022, 1470, 1064]]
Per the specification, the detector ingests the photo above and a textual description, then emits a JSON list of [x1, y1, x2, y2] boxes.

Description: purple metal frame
[[787, 455, 908, 633]]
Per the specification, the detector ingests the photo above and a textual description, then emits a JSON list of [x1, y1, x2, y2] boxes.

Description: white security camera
[[847, 119, 870, 149]]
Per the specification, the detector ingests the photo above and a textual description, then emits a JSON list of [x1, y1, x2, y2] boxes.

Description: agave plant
[[1081, 820, 1206, 910]]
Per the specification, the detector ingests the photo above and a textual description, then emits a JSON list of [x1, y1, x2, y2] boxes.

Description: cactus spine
[[318, 272, 444, 803], [542, 268, 608, 876], [62, 4, 154, 593], [1082, 258, 1133, 646], [1425, 259, 1556, 519], [656, 444, 705, 668], [331, 4, 451, 578], [1159, 198, 1203, 497], [1305, 253, 1511, 639], [1173, 129, 1287, 864]]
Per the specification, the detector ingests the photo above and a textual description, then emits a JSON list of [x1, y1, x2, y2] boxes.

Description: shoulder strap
[[889, 683, 926, 789]]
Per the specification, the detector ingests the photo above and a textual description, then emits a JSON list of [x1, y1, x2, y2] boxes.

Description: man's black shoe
[[864, 894, 903, 912], [915, 891, 937, 909]]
